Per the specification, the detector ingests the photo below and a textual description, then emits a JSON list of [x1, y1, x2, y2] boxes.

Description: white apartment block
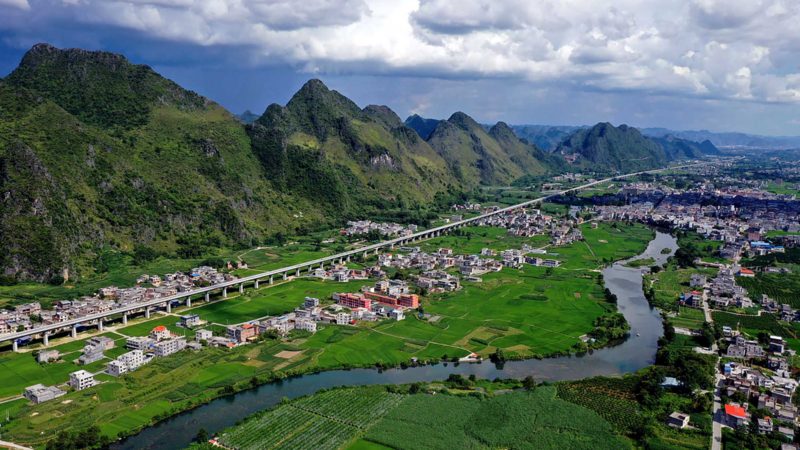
[[154, 338, 187, 357], [69, 370, 95, 391]]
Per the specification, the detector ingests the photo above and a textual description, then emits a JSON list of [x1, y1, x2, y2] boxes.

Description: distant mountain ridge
[[553, 122, 718, 172], [641, 128, 800, 150], [506, 121, 800, 151]]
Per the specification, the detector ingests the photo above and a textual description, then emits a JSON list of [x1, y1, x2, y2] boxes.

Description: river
[[114, 230, 678, 450]]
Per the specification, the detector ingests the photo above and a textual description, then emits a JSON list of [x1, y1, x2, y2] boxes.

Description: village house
[[24, 384, 66, 404], [69, 370, 95, 391]]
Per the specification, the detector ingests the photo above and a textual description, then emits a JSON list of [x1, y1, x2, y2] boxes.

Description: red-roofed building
[[364, 292, 419, 309], [150, 325, 171, 341], [336, 293, 372, 310], [725, 403, 749, 427], [227, 322, 260, 343], [738, 268, 755, 278]]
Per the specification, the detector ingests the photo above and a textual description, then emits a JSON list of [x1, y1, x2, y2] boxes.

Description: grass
[[189, 278, 364, 325], [644, 265, 718, 311], [0, 332, 126, 401], [670, 307, 706, 330], [625, 257, 656, 268]]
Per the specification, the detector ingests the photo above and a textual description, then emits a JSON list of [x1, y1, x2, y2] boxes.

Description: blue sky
[[1, 0, 800, 135]]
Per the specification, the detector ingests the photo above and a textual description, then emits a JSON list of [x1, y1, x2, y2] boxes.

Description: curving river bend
[[114, 231, 678, 450]]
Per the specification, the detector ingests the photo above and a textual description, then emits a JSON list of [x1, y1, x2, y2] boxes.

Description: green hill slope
[[247, 79, 461, 218], [555, 123, 670, 172], [427, 112, 559, 185], [1, 45, 317, 281]]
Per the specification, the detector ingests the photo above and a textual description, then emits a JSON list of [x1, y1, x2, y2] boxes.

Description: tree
[[522, 375, 536, 391], [195, 428, 209, 443]]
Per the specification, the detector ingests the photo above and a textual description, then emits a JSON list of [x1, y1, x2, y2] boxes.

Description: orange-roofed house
[[149, 325, 171, 341], [738, 268, 755, 278], [227, 322, 260, 343], [725, 403, 749, 427]]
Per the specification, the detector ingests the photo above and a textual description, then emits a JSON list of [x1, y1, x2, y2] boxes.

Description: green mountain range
[[404, 113, 564, 185], [0, 44, 715, 281]]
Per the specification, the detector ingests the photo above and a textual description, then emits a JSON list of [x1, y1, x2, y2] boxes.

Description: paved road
[[705, 292, 722, 450], [0, 161, 710, 346], [0, 440, 33, 450]]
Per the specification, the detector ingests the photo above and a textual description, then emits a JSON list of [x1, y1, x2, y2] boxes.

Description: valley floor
[[0, 222, 653, 445]]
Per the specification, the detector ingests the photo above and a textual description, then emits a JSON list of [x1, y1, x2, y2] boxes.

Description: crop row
[[292, 387, 404, 427]]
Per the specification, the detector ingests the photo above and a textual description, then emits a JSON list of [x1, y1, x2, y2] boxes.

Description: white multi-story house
[[154, 338, 186, 357], [69, 370, 95, 391]]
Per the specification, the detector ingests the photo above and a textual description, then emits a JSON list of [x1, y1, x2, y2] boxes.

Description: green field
[[737, 272, 800, 309], [215, 384, 630, 450], [189, 278, 364, 325], [0, 222, 654, 445], [645, 265, 718, 312], [364, 386, 630, 450], [0, 332, 127, 400], [217, 386, 403, 450], [670, 307, 706, 330]]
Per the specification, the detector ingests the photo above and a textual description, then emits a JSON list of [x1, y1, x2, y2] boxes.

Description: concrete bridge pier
[[71, 326, 78, 338], [296, 268, 301, 277], [166, 302, 172, 313], [269, 275, 274, 284], [98, 320, 104, 331], [346, 255, 351, 262], [222, 287, 228, 298], [320, 262, 324, 270], [122, 313, 128, 325], [338, 258, 343, 264], [186, 297, 192, 308], [43, 332, 49, 346], [205, 292, 210, 302], [283, 272, 287, 281], [239, 283, 244, 294], [145, 307, 151, 319], [12, 340, 18, 352], [374, 248, 379, 255], [254, 279, 259, 289]]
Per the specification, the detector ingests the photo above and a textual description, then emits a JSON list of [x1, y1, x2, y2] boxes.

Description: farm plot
[[216, 387, 404, 450], [555, 377, 645, 434]]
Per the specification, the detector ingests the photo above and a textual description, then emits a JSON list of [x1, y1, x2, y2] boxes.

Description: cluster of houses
[[342, 220, 418, 238], [0, 266, 233, 336], [722, 360, 799, 440], [679, 266, 754, 310], [23, 324, 192, 404], [309, 264, 383, 283], [593, 182, 800, 261], [474, 207, 585, 246], [717, 325, 799, 439], [379, 247, 503, 279]]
